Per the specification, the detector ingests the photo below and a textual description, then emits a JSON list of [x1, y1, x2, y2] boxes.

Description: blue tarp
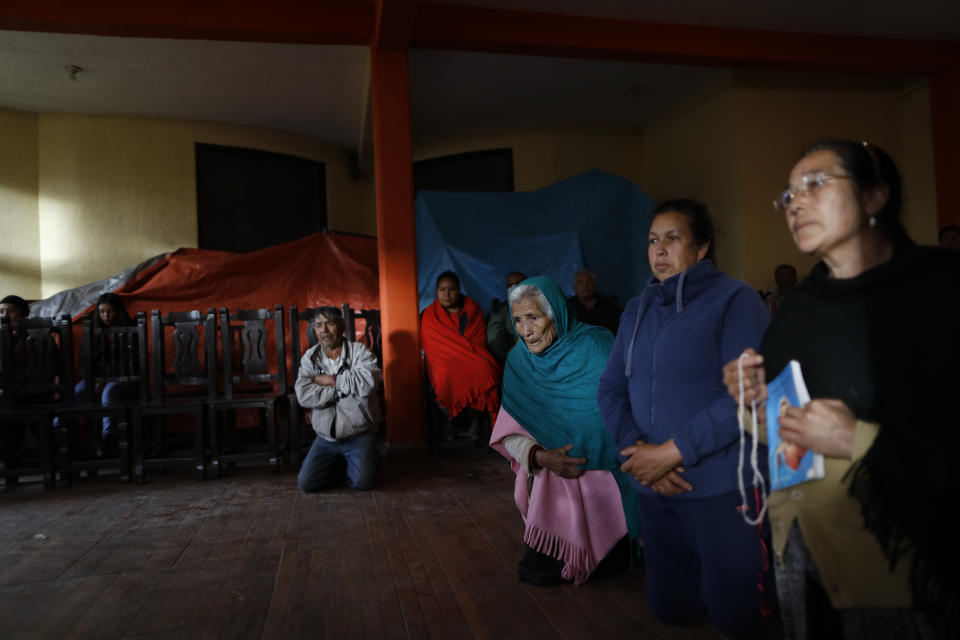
[[416, 169, 656, 313]]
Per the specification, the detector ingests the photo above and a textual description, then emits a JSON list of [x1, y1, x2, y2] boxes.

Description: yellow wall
[[414, 126, 644, 191], [898, 85, 938, 246], [25, 114, 374, 297], [2, 79, 938, 301], [732, 80, 938, 292], [0, 108, 41, 299], [640, 75, 746, 280], [413, 77, 938, 294]]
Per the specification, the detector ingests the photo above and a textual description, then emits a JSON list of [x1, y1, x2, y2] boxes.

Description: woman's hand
[[649, 470, 694, 496], [534, 444, 587, 478], [723, 348, 766, 406], [779, 398, 856, 459], [619, 438, 684, 486]]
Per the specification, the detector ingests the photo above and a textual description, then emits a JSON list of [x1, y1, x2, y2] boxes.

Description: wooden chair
[[0, 315, 74, 489], [131, 309, 216, 483], [341, 304, 385, 439], [341, 304, 382, 366], [56, 311, 148, 486], [209, 306, 286, 475], [287, 305, 319, 465]]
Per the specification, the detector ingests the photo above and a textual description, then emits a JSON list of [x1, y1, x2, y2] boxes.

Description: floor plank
[[0, 446, 785, 639]]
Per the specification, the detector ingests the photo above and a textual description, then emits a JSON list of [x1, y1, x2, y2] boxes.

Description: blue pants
[[74, 380, 139, 438], [298, 431, 378, 492], [638, 490, 772, 639]]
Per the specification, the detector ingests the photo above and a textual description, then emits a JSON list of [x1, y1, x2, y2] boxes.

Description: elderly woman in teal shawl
[[489, 276, 642, 586]]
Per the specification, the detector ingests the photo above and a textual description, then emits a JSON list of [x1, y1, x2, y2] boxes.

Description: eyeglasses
[[773, 173, 853, 212]]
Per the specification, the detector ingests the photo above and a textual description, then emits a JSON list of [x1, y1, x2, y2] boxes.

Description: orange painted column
[[931, 67, 960, 229], [370, 45, 424, 445]]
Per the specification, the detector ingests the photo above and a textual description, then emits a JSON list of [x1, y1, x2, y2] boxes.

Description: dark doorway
[[414, 148, 514, 194], [196, 144, 327, 253]]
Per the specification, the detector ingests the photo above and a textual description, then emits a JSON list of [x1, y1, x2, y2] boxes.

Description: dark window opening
[[196, 143, 326, 253], [414, 148, 514, 194]]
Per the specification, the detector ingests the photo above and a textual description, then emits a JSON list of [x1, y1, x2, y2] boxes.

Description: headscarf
[[501, 276, 642, 541]]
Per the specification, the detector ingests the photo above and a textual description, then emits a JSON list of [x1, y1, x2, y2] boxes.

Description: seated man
[[0, 295, 29, 322], [422, 271, 501, 421], [0, 295, 33, 479], [486, 271, 526, 363], [0, 295, 30, 385], [567, 270, 620, 334], [295, 306, 382, 492]]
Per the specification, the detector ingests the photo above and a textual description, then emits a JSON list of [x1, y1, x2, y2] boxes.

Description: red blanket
[[421, 297, 502, 418]]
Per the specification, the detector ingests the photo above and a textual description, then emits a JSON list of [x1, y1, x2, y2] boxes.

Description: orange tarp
[[70, 233, 380, 431], [113, 232, 379, 317]]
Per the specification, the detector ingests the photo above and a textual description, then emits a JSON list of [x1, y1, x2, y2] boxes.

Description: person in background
[[421, 271, 502, 436], [568, 269, 620, 334], [0, 295, 30, 385], [598, 199, 771, 639], [763, 263, 798, 314], [486, 271, 526, 363], [0, 294, 31, 477], [938, 224, 960, 250], [0, 295, 29, 322], [75, 293, 140, 444], [724, 140, 959, 639], [296, 306, 382, 492]]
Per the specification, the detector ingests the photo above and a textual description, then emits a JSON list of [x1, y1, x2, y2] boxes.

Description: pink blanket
[[490, 408, 628, 585]]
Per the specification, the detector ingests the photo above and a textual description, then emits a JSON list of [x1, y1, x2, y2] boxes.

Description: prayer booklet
[[766, 360, 824, 490]]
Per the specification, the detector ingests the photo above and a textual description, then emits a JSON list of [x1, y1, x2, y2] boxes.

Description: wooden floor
[[0, 445, 784, 640]]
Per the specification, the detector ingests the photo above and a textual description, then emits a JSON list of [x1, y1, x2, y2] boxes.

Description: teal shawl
[[501, 276, 642, 541]]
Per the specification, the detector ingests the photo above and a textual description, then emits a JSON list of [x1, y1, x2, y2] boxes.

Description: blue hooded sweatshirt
[[597, 260, 770, 498]]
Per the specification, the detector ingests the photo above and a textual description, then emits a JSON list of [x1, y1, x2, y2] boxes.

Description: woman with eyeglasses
[[723, 140, 960, 639]]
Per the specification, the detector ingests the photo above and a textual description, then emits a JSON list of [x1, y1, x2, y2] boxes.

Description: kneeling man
[[296, 306, 382, 491]]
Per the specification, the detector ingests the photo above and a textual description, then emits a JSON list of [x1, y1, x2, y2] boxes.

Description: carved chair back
[[341, 304, 382, 366], [0, 315, 73, 407], [78, 311, 149, 404], [219, 306, 286, 400], [149, 309, 216, 403]]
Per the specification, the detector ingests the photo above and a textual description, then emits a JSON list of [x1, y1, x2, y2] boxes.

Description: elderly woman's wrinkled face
[[512, 297, 557, 355], [436, 277, 462, 311], [648, 211, 707, 282]]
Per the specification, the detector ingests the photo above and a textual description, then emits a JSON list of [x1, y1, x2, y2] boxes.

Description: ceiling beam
[[0, 0, 375, 45], [374, 0, 420, 49], [3, 1, 955, 74], [412, 4, 960, 75]]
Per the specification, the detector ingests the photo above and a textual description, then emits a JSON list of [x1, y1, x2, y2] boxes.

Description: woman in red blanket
[[421, 271, 502, 428]]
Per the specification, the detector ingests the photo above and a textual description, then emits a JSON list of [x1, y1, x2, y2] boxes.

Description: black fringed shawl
[[761, 241, 960, 630]]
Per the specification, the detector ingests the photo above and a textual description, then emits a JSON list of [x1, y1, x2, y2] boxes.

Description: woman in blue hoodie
[[598, 199, 771, 638]]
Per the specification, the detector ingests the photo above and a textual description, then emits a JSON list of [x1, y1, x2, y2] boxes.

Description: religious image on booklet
[[766, 360, 825, 491]]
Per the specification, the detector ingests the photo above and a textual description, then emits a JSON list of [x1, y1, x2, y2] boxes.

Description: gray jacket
[[295, 340, 382, 441]]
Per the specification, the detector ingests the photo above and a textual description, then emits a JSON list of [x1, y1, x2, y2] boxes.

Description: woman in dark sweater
[[725, 140, 959, 638]]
